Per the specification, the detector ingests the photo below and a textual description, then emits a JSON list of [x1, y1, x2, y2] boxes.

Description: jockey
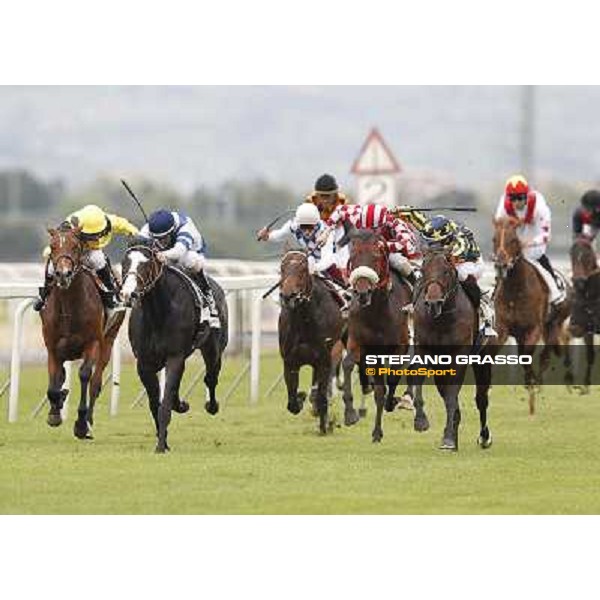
[[320, 203, 421, 287], [305, 173, 349, 221], [33, 204, 139, 313], [494, 174, 565, 306], [257, 203, 350, 308], [139, 209, 220, 329], [572, 189, 600, 243], [421, 215, 497, 337]]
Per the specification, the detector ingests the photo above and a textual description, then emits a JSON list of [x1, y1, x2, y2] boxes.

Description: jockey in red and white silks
[[494, 174, 564, 305], [322, 203, 421, 283]]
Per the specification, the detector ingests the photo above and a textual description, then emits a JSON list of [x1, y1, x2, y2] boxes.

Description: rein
[[280, 250, 313, 304]]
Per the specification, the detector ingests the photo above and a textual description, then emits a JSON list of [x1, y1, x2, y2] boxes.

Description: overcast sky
[[1, 86, 599, 192]]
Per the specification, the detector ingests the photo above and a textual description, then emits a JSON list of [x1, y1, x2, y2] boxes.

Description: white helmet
[[295, 203, 320, 226]]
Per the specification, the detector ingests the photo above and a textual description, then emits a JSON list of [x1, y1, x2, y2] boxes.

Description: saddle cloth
[[166, 266, 212, 326]]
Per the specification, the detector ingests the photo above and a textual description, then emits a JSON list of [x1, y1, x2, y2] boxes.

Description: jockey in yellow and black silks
[[34, 204, 139, 312]]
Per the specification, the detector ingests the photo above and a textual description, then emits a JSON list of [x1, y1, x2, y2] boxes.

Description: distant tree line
[[0, 168, 587, 262]]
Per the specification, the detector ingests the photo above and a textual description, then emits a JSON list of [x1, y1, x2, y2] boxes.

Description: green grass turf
[[0, 353, 599, 514]]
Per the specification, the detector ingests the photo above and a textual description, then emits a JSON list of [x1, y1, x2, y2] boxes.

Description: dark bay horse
[[412, 250, 493, 451], [493, 217, 571, 414], [568, 236, 600, 392], [121, 242, 228, 453], [278, 250, 356, 433], [344, 229, 411, 442], [40, 225, 124, 438]]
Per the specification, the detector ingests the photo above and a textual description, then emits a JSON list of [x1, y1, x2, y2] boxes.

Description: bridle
[[49, 229, 83, 289], [494, 220, 522, 276], [419, 252, 459, 315], [279, 250, 313, 307], [122, 245, 164, 300], [348, 237, 391, 291]]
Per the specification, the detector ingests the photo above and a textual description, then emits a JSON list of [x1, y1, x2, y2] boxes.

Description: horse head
[[120, 238, 163, 306], [570, 235, 598, 293], [279, 250, 312, 309], [47, 223, 84, 289], [346, 227, 389, 307], [420, 248, 458, 319], [493, 217, 522, 278]]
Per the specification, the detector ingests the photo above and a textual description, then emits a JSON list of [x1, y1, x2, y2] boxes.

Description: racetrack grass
[[1, 353, 599, 514]]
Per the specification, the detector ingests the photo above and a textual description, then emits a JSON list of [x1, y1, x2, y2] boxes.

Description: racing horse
[[343, 228, 412, 442], [412, 249, 494, 451], [120, 240, 228, 452], [40, 224, 125, 438], [278, 250, 356, 433], [567, 236, 600, 393], [493, 217, 571, 414]]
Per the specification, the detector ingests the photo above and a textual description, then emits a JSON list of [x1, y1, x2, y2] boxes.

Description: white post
[[8, 298, 35, 422], [109, 329, 121, 416], [226, 290, 237, 353], [60, 361, 72, 420], [250, 290, 262, 404]]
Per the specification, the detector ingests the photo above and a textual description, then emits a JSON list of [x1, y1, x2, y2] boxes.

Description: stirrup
[[208, 315, 221, 329]]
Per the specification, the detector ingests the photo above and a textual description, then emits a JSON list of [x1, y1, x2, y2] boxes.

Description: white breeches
[[456, 257, 484, 282], [176, 251, 205, 273], [523, 244, 546, 262], [389, 253, 413, 277]]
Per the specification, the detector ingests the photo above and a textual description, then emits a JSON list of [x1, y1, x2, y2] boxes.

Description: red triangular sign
[[350, 128, 401, 175]]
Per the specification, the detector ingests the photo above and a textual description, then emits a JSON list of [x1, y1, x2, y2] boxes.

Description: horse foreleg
[[341, 352, 358, 426], [73, 349, 95, 440], [384, 371, 400, 412], [46, 352, 67, 427], [88, 340, 113, 426], [412, 374, 429, 432], [284, 362, 302, 415], [315, 361, 331, 435], [438, 381, 462, 451], [137, 363, 161, 435], [519, 331, 540, 415], [201, 335, 222, 416], [372, 383, 385, 443], [309, 367, 319, 417], [156, 356, 186, 453], [473, 363, 492, 449]]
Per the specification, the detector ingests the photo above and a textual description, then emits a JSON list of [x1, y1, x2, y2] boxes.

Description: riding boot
[[461, 275, 481, 309], [193, 270, 221, 329], [539, 254, 565, 306], [96, 265, 119, 309], [33, 273, 54, 312]]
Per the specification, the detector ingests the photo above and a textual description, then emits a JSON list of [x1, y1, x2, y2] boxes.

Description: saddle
[[167, 266, 212, 336]]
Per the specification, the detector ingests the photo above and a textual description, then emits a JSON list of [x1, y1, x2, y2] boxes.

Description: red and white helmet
[[505, 174, 529, 197], [359, 203, 389, 229]]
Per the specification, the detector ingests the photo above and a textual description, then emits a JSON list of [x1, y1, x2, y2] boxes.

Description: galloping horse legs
[[156, 355, 186, 453], [284, 362, 303, 415], [518, 329, 541, 415], [73, 348, 95, 440], [137, 363, 161, 435], [314, 361, 331, 435], [201, 335, 222, 416], [473, 363, 492, 448], [411, 374, 430, 432], [584, 332, 595, 392], [46, 352, 67, 427], [439, 381, 462, 451], [341, 352, 359, 426], [384, 371, 401, 412], [88, 340, 113, 426], [372, 383, 386, 443]]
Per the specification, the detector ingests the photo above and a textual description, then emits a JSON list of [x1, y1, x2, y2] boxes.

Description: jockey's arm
[[160, 241, 188, 261], [107, 214, 139, 237], [264, 220, 294, 243], [528, 195, 551, 249], [310, 235, 336, 273]]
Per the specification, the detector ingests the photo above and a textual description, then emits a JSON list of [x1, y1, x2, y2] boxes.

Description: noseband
[[280, 251, 313, 305], [420, 255, 459, 311]]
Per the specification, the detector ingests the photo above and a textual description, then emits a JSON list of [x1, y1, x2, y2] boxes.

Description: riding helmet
[[581, 190, 600, 212], [314, 174, 339, 195], [295, 203, 320, 226], [505, 174, 529, 198], [148, 210, 176, 238], [422, 215, 455, 243], [76, 204, 111, 240]]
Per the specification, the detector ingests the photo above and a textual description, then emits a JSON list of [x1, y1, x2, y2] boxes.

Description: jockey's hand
[[316, 227, 331, 248], [256, 228, 270, 242], [156, 252, 168, 264]]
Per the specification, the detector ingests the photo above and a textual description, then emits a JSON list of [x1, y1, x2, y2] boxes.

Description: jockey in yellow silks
[[34, 204, 139, 312]]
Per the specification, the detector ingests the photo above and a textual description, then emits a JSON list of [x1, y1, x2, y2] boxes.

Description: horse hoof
[[384, 398, 398, 413], [477, 433, 493, 449], [47, 412, 62, 427], [372, 432, 383, 443], [414, 416, 430, 432], [397, 395, 415, 411], [287, 401, 302, 415], [204, 401, 219, 416], [344, 409, 359, 426], [73, 423, 90, 440], [173, 400, 190, 414], [358, 407, 368, 418], [439, 439, 458, 451]]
